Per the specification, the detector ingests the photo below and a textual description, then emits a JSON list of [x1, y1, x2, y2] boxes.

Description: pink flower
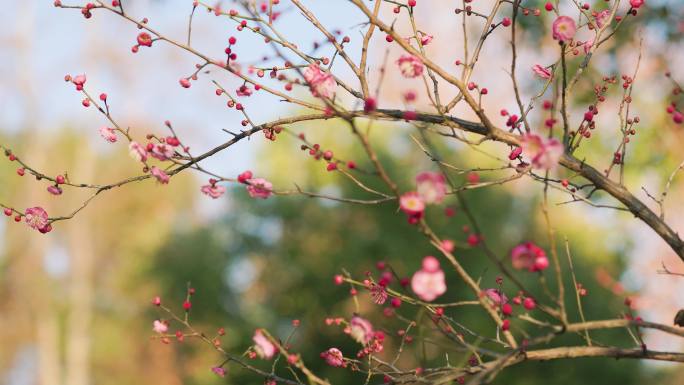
[[511, 242, 549, 272], [349, 316, 374, 344], [399, 192, 425, 216], [303, 63, 336, 99], [630, 0, 644, 9], [72, 74, 86, 90], [128, 141, 148, 162], [416, 172, 447, 204], [484, 288, 508, 305], [520, 133, 563, 170], [595, 10, 610, 29], [150, 143, 175, 161], [150, 166, 170, 184], [441, 239, 455, 253], [370, 284, 388, 305], [396, 54, 424, 78], [152, 320, 168, 334], [201, 184, 226, 199], [47, 185, 63, 195], [582, 39, 594, 54], [532, 64, 552, 80], [420, 34, 433, 46], [236, 84, 253, 97], [320, 348, 346, 367], [552, 16, 577, 43], [25, 207, 49, 231], [411, 256, 447, 302], [246, 178, 273, 199], [99, 127, 117, 143], [211, 367, 226, 377], [253, 329, 277, 359]]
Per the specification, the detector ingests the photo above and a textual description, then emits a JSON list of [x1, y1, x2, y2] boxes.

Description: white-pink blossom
[[128, 141, 148, 162], [396, 55, 424, 78], [416, 171, 447, 204], [520, 133, 563, 170], [411, 256, 447, 302], [253, 329, 277, 359], [99, 127, 118, 143], [303, 63, 336, 99]]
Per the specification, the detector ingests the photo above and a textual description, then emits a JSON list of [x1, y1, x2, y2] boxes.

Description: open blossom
[[552, 16, 577, 43], [253, 329, 277, 359], [201, 183, 226, 199], [303, 63, 336, 99], [99, 127, 117, 143], [399, 192, 425, 217], [595, 10, 610, 29], [246, 178, 273, 199], [416, 172, 447, 204], [520, 133, 563, 170], [411, 256, 447, 302], [532, 64, 552, 80], [128, 141, 148, 162], [349, 316, 374, 344], [321, 348, 346, 367], [25, 207, 49, 231], [484, 288, 508, 305], [150, 166, 170, 184], [150, 143, 175, 161], [397, 54, 424, 78], [511, 242, 549, 272], [152, 320, 168, 334]]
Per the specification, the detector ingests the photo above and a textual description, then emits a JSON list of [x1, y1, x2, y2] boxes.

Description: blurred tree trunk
[[65, 148, 96, 385]]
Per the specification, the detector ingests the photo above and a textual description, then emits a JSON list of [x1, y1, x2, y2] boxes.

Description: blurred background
[[1, 1, 683, 384]]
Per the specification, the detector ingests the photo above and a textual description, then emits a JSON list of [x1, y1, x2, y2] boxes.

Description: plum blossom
[[72, 74, 86, 90], [582, 39, 594, 54], [511, 242, 549, 272], [420, 34, 433, 46], [201, 183, 226, 199], [246, 178, 273, 199], [552, 16, 577, 43], [411, 256, 447, 302], [320, 348, 346, 367], [532, 64, 552, 80], [150, 143, 175, 161], [520, 133, 563, 170], [99, 127, 118, 143], [236, 84, 253, 97], [303, 63, 336, 99], [25, 207, 49, 231], [153, 320, 168, 334], [150, 166, 170, 184], [397, 55, 424, 78], [630, 0, 644, 9], [399, 192, 425, 222], [129, 141, 148, 162], [253, 329, 277, 359], [349, 316, 374, 344], [484, 288, 508, 305], [595, 10, 610, 29], [416, 171, 447, 204], [211, 367, 226, 377], [47, 185, 63, 195]]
